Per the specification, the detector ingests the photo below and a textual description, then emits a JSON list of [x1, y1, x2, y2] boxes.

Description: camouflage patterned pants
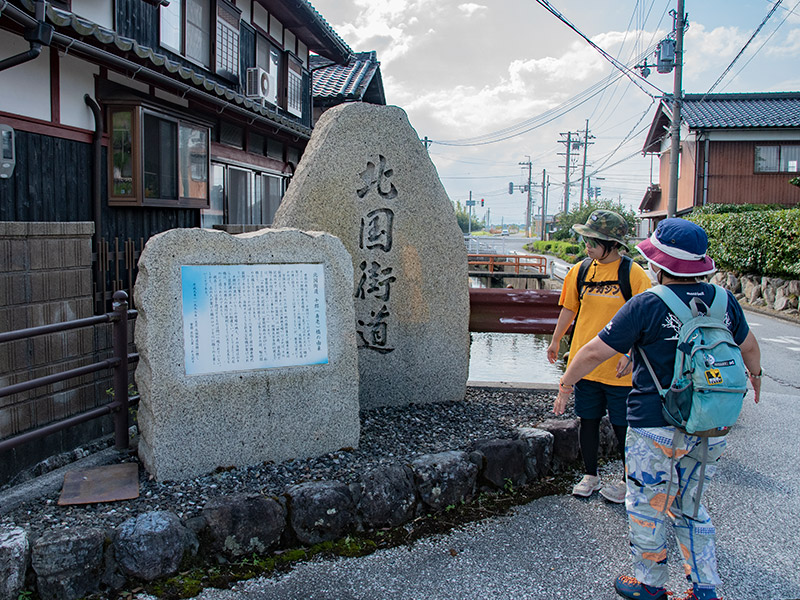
[[625, 427, 727, 589]]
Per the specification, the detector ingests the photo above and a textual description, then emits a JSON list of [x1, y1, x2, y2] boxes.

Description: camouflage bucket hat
[[572, 209, 629, 251]]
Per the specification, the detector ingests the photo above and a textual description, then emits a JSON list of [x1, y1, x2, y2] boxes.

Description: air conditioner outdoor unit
[[245, 67, 277, 106]]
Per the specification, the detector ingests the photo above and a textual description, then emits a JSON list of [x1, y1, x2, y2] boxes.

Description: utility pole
[[519, 156, 533, 237], [467, 191, 473, 236], [541, 169, 547, 240], [558, 132, 576, 213], [578, 120, 594, 208], [667, 0, 685, 218]]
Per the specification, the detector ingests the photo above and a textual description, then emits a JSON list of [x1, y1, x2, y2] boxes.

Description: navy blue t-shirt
[[598, 283, 750, 428]]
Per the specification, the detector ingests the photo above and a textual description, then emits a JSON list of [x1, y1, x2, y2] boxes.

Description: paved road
[[188, 312, 800, 600]]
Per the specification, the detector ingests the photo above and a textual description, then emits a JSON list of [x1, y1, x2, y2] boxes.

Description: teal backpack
[[638, 283, 748, 437]]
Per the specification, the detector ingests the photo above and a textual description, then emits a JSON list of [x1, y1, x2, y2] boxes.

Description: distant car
[[501, 228, 509, 236]]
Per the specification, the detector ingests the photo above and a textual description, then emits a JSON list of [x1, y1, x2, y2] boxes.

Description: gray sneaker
[[599, 480, 627, 504], [572, 474, 601, 497]]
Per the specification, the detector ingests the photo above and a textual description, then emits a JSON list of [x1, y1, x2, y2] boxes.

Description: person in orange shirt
[[547, 210, 651, 503]]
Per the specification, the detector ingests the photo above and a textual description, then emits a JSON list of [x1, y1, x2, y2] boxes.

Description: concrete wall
[[0, 222, 115, 486]]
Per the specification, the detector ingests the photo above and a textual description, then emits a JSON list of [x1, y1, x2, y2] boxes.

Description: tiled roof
[[24, 0, 312, 137], [301, 0, 353, 62], [681, 92, 800, 128], [310, 51, 384, 103]]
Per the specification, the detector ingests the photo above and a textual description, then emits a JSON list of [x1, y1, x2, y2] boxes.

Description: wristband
[[559, 379, 574, 393], [747, 369, 763, 379]]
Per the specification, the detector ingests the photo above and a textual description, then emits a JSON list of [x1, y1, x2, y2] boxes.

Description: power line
[[432, 43, 661, 147], [704, 0, 784, 96], [720, 0, 800, 91], [532, 0, 665, 98]]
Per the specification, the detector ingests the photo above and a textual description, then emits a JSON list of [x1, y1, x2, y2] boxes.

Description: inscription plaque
[[181, 263, 328, 375]]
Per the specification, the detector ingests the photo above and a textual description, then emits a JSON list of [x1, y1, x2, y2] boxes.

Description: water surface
[[468, 332, 565, 384]]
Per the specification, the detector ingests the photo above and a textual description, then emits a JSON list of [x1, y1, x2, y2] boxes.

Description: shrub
[[688, 207, 800, 277], [528, 240, 587, 262]]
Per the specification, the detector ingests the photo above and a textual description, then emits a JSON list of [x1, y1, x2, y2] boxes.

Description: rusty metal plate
[[58, 462, 140, 506]]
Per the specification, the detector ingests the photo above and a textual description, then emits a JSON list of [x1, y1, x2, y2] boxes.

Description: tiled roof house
[[640, 92, 800, 224], [310, 50, 386, 123]]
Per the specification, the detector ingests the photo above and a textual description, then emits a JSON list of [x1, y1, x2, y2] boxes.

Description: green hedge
[[528, 240, 586, 263], [687, 207, 800, 278]]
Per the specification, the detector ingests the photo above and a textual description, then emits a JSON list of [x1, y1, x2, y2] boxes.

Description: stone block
[[273, 103, 469, 410], [410, 450, 478, 511], [470, 438, 528, 489], [285, 481, 357, 546], [537, 419, 580, 472], [134, 227, 359, 481], [31, 526, 104, 600], [357, 464, 417, 529], [597, 416, 622, 460], [0, 525, 29, 600], [113, 511, 192, 581], [201, 494, 285, 557], [516, 426, 554, 479]]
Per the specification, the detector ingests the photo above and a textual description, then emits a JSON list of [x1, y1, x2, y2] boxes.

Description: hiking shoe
[[572, 474, 601, 497], [614, 575, 669, 599], [600, 480, 627, 504]]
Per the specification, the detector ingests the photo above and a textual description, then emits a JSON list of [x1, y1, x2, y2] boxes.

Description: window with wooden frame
[[159, 0, 240, 79], [755, 144, 800, 173], [286, 54, 303, 117], [108, 105, 210, 208]]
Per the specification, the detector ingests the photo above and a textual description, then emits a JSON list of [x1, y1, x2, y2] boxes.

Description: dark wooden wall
[[0, 130, 198, 242]]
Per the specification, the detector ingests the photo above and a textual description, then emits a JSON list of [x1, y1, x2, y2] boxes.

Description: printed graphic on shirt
[[662, 312, 682, 341], [583, 283, 622, 297]]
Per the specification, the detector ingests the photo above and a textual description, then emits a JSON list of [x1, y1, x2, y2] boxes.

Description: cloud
[[328, 0, 443, 65], [458, 3, 487, 17]]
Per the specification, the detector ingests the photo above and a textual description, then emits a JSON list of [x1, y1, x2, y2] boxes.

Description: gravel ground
[[0, 387, 569, 539]]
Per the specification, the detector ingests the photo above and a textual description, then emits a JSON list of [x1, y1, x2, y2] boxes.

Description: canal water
[[468, 332, 565, 384], [465, 252, 569, 385]]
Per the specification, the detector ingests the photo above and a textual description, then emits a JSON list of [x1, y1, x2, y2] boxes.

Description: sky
[[309, 0, 800, 228]]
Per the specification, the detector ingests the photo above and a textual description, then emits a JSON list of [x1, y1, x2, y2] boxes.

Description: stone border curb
[[0, 414, 614, 600]]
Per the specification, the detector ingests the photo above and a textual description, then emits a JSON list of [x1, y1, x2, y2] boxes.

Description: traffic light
[[508, 182, 514, 195], [481, 198, 484, 207]]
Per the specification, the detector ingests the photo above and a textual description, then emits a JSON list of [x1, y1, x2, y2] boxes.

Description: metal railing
[[468, 253, 548, 275], [0, 291, 138, 454]]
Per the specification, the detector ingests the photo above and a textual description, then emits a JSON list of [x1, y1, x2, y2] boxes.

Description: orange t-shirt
[[559, 258, 651, 386]]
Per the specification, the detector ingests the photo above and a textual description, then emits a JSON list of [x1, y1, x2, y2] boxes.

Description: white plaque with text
[[181, 264, 328, 375]]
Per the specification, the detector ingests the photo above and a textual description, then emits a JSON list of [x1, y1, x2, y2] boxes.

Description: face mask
[[647, 263, 660, 284]]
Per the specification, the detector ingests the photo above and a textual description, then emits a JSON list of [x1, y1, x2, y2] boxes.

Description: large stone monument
[[273, 103, 470, 409], [133, 228, 359, 481]]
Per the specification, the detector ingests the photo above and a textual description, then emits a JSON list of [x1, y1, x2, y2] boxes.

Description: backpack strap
[[707, 283, 729, 321], [575, 257, 593, 300], [638, 284, 691, 399], [644, 284, 694, 324], [618, 255, 633, 301]]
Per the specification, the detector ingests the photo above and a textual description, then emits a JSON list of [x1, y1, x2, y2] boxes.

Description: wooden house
[[1, 0, 353, 294], [0, 0, 354, 483], [639, 92, 800, 228]]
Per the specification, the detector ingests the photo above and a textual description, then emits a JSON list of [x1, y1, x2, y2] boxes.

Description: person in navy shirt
[[556, 219, 762, 600]]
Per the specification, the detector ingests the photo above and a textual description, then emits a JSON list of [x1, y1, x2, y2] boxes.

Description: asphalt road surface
[[184, 312, 800, 600]]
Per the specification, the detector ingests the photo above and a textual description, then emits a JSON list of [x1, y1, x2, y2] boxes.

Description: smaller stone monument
[[134, 227, 359, 481]]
